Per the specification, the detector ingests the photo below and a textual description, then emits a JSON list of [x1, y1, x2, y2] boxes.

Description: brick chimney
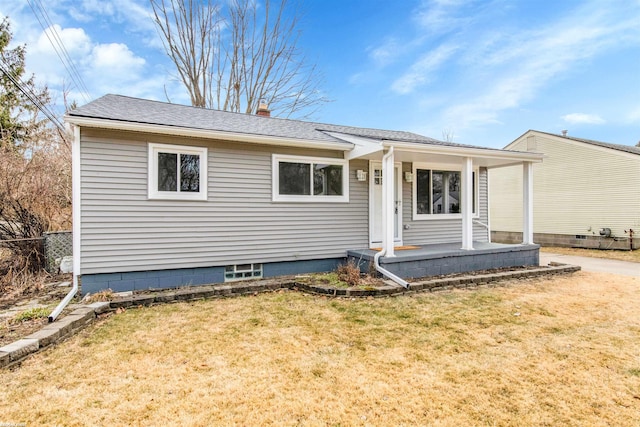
[[256, 99, 270, 117]]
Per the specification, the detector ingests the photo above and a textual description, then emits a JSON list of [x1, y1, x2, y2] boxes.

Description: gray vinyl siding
[[401, 163, 489, 245], [80, 129, 369, 274]]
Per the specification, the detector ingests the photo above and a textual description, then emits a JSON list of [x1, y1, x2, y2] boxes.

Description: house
[[490, 130, 640, 250], [65, 95, 544, 294]]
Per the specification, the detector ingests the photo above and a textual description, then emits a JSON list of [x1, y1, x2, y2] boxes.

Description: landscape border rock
[[0, 263, 580, 369]]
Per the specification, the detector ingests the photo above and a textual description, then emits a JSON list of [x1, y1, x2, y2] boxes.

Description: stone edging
[[0, 302, 111, 369], [0, 263, 579, 369]]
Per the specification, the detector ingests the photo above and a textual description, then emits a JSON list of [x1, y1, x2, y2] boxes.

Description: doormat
[[370, 245, 420, 251]]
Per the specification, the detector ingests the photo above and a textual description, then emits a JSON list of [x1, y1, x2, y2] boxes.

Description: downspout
[[374, 248, 409, 288], [48, 274, 78, 322], [49, 124, 81, 322], [374, 146, 409, 289]]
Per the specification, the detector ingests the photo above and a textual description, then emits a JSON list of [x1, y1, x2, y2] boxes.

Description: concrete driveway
[[540, 253, 640, 277]]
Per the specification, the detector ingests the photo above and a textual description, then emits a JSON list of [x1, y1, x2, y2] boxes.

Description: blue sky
[[1, 0, 639, 148]]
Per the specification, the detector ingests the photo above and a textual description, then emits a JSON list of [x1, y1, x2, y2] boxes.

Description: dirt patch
[[0, 277, 71, 311], [0, 276, 73, 347], [0, 317, 49, 347], [297, 265, 548, 291]]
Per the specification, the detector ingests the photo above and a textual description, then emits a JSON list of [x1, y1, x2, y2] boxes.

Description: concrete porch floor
[[347, 242, 540, 279]]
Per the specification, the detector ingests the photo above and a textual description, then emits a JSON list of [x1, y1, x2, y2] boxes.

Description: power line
[[0, 61, 65, 132], [27, 0, 91, 103]]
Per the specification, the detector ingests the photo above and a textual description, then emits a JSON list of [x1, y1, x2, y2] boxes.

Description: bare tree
[[441, 127, 455, 142], [0, 18, 72, 293], [151, 0, 328, 118], [151, 0, 218, 108]]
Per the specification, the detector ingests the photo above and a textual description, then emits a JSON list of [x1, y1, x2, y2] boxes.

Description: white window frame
[[272, 154, 349, 202], [412, 162, 479, 220], [148, 142, 208, 201]]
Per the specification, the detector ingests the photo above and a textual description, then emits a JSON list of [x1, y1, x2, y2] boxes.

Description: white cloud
[[562, 113, 605, 125], [441, 1, 640, 128], [368, 38, 401, 67], [33, 25, 92, 56], [625, 106, 640, 124], [391, 43, 457, 94], [414, 0, 473, 34], [67, 0, 159, 48], [90, 43, 145, 71]]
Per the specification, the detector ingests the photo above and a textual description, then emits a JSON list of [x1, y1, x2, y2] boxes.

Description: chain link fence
[[44, 231, 73, 273]]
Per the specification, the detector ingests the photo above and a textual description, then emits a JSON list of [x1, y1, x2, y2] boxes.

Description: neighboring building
[[490, 130, 640, 250], [65, 95, 543, 294]]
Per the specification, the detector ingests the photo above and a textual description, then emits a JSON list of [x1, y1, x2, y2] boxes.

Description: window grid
[[413, 165, 478, 219], [272, 154, 349, 202], [224, 263, 263, 281], [148, 143, 207, 201]]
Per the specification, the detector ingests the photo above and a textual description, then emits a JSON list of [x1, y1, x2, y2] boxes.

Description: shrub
[[84, 289, 114, 303], [336, 259, 361, 287], [0, 132, 71, 295]]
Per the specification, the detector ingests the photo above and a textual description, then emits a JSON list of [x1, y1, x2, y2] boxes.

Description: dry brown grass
[[541, 246, 640, 263], [1, 272, 639, 426]]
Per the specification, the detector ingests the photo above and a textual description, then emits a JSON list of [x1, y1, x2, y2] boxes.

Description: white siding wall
[[490, 133, 640, 238], [80, 129, 369, 274]]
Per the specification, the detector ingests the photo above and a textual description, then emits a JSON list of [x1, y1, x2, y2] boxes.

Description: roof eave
[[382, 140, 544, 164], [64, 115, 354, 151]]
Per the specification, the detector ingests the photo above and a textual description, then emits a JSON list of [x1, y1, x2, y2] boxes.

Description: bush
[[336, 259, 361, 287], [84, 289, 114, 303], [0, 132, 71, 295]]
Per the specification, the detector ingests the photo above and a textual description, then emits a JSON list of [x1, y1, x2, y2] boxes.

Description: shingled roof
[[533, 130, 640, 156], [67, 94, 468, 148]]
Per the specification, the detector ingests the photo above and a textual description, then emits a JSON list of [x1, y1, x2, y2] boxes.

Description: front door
[[370, 161, 402, 246]]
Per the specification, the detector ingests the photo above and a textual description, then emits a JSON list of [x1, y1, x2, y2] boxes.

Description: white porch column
[[382, 147, 395, 257], [461, 157, 474, 250], [523, 161, 534, 245]]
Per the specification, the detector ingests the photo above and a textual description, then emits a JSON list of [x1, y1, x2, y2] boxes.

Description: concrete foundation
[[491, 231, 638, 251]]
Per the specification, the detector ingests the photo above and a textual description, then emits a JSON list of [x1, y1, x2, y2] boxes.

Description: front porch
[[347, 242, 540, 280]]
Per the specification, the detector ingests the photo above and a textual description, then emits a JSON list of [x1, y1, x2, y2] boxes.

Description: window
[[272, 154, 348, 202], [413, 164, 478, 219], [149, 143, 207, 200], [225, 263, 263, 281]]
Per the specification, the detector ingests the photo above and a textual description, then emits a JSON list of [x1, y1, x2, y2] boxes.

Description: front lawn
[[541, 246, 640, 263], [1, 271, 638, 425]]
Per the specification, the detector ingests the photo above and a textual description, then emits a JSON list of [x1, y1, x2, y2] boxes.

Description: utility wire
[[27, 0, 91, 103], [34, 0, 91, 101], [0, 61, 65, 132]]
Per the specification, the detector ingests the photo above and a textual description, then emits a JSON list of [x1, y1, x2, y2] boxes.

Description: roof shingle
[[534, 130, 640, 156], [67, 94, 470, 148]]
